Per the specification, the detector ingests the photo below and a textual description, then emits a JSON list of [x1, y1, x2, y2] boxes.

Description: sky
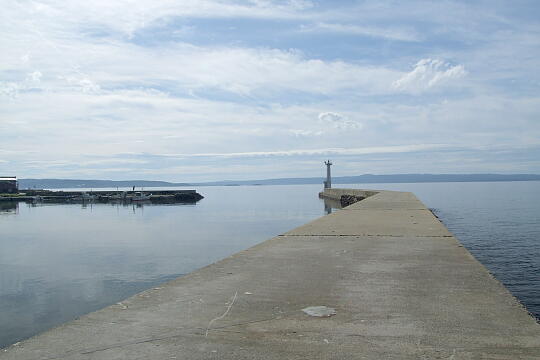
[[1, 0, 539, 182]]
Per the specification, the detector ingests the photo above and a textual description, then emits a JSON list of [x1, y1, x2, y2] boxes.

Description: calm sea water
[[0, 182, 539, 347]]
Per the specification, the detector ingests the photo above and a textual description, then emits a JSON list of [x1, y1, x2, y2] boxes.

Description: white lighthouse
[[324, 160, 332, 189]]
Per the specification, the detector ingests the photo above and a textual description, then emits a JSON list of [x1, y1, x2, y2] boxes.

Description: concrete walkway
[[2, 190, 539, 359]]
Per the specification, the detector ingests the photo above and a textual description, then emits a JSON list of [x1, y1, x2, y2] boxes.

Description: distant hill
[[20, 179, 190, 189], [18, 174, 540, 189], [193, 173, 540, 186]]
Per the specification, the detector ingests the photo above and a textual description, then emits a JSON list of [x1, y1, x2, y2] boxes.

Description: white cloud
[[0, 72, 42, 98], [0, 82, 19, 98], [26, 71, 42, 85], [301, 22, 421, 42], [289, 129, 323, 137], [3, 0, 315, 38], [392, 59, 466, 94], [131, 45, 396, 96], [158, 144, 448, 159], [318, 112, 361, 130], [20, 54, 30, 64], [0, 37, 398, 98], [78, 78, 101, 94]]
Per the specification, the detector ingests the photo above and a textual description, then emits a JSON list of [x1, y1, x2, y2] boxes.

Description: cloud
[[301, 22, 421, 42], [78, 78, 101, 94], [26, 71, 42, 83], [392, 59, 466, 94], [318, 112, 361, 130], [0, 82, 19, 98], [289, 129, 323, 137], [124, 45, 396, 96], [0, 40, 399, 98], [0, 72, 43, 98], [20, 54, 30, 64], [158, 143, 448, 159], [288, 112, 362, 138], [4, 0, 315, 39]]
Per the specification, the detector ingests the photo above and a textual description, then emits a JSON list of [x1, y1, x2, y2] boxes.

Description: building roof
[[0, 177, 17, 181]]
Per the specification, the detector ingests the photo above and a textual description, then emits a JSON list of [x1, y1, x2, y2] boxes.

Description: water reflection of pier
[[0, 202, 18, 215], [322, 197, 342, 215], [0, 200, 199, 216]]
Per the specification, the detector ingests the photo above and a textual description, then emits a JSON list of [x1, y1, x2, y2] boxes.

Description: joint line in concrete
[[279, 234, 454, 238]]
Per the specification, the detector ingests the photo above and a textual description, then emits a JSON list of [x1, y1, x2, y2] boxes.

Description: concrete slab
[[2, 189, 539, 359], [284, 208, 452, 237], [320, 189, 428, 210], [345, 191, 427, 210]]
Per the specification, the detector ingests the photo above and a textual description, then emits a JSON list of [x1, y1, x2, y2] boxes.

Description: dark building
[[0, 177, 18, 193]]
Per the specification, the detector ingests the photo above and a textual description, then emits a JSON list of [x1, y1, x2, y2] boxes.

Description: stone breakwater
[[2, 189, 539, 359], [0, 189, 203, 204]]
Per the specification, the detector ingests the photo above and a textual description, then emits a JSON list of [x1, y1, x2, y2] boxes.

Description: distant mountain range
[[20, 179, 190, 189], [18, 174, 540, 189]]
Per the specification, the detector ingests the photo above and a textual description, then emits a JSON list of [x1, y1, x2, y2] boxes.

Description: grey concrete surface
[[2, 189, 539, 359]]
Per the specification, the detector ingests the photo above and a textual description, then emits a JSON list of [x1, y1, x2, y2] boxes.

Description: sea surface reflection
[[0, 202, 18, 215], [0, 185, 325, 347]]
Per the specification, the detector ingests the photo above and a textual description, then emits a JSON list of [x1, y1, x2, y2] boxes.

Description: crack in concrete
[[34, 314, 291, 359]]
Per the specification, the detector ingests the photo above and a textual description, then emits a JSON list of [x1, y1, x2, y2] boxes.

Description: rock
[[174, 192, 204, 201], [340, 195, 365, 207]]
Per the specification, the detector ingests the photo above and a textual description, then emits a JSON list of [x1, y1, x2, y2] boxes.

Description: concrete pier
[[2, 189, 540, 359]]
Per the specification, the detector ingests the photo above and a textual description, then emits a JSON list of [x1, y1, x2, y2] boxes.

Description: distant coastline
[[18, 174, 540, 189]]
